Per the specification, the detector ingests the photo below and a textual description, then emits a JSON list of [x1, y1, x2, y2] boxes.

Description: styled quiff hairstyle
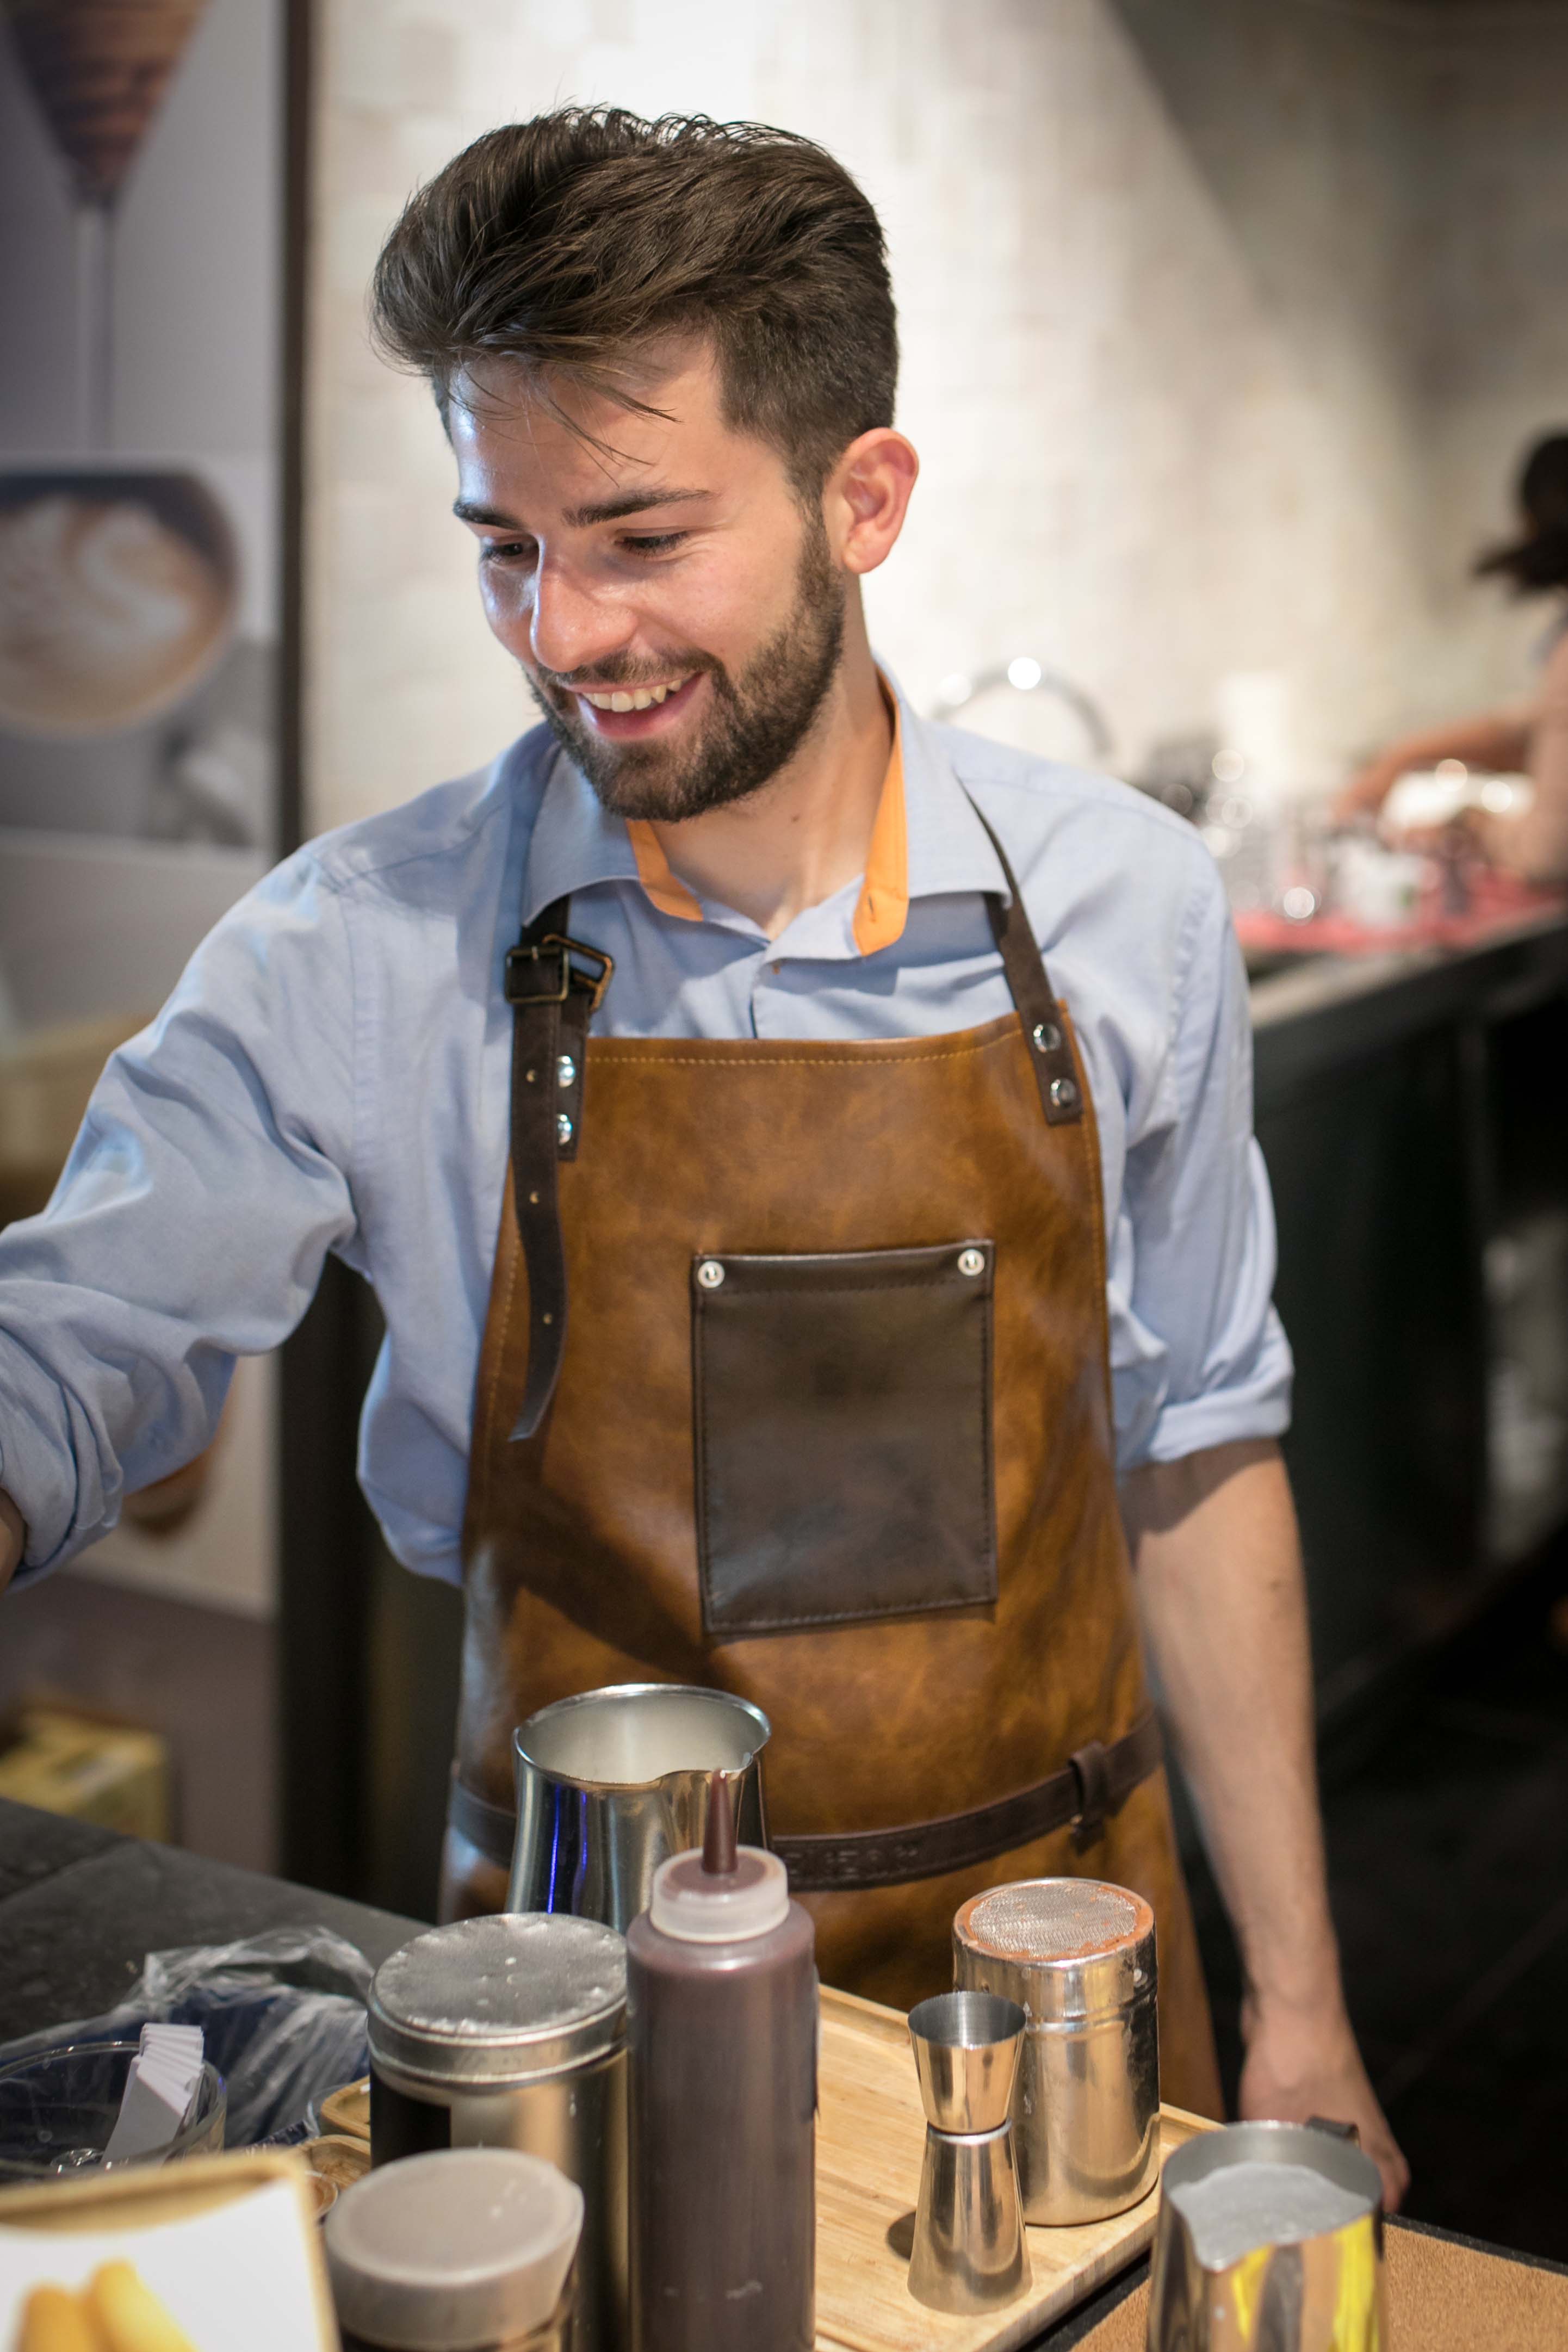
[[369, 107, 898, 497]]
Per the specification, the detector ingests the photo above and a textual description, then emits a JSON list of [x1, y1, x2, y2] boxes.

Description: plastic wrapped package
[[0, 1928, 373, 2147]]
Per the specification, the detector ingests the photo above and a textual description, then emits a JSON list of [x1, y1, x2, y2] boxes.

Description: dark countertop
[[1247, 903, 1568, 1111], [3, 1801, 1561, 2348], [0, 1797, 422, 2040]]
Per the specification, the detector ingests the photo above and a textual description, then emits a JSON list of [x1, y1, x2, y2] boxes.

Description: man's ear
[[826, 428, 920, 578]]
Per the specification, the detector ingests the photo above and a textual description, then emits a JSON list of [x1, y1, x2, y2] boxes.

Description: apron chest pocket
[[691, 1239, 997, 1638]]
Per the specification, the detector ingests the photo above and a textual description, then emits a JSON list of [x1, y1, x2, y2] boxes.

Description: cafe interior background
[[3, 0, 1567, 2256]]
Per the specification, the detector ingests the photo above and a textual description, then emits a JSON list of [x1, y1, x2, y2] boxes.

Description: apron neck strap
[[501, 892, 605, 1440], [965, 797, 1085, 1128]]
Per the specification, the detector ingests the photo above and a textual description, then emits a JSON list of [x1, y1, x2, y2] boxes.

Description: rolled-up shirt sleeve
[[0, 850, 358, 1578], [1108, 856, 1293, 1471]]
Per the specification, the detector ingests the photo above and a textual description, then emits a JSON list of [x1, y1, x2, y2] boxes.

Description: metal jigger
[[907, 1991, 1031, 2314]]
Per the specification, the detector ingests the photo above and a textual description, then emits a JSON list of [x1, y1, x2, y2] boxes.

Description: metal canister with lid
[[953, 1877, 1158, 2226], [368, 1915, 627, 2351], [326, 2147, 582, 2351]]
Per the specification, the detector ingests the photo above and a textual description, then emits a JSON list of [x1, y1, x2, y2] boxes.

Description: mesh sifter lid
[[963, 1879, 1148, 1961], [954, 1879, 1156, 2023]]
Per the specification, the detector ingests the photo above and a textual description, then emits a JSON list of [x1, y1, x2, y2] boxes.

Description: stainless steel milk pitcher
[[1146, 2120, 1386, 2352], [507, 1683, 771, 1930]]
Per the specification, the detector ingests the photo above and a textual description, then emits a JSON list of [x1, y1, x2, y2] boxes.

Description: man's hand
[[0, 1488, 23, 1593], [1240, 1995, 1408, 2208], [1121, 1439, 1409, 2209]]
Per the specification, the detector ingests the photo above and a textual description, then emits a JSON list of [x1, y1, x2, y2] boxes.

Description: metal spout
[[507, 1683, 771, 1930]]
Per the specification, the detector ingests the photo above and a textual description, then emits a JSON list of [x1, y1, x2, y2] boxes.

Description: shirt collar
[[521, 667, 1008, 940]]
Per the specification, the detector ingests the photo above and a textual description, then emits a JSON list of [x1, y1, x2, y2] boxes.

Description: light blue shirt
[[0, 685, 1291, 1586]]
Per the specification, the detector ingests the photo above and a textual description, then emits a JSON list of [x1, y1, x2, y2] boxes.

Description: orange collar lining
[[623, 689, 910, 954]]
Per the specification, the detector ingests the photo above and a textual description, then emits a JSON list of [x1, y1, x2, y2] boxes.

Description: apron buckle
[[505, 934, 616, 1012]]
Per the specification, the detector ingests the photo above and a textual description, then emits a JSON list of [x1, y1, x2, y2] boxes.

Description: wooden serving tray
[[816, 1985, 1211, 2352]]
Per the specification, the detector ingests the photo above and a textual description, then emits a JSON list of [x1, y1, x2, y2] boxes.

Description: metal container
[[507, 1683, 771, 1932], [1147, 2120, 1386, 2352], [368, 1916, 627, 2352], [906, 1991, 1030, 2317], [953, 1877, 1158, 2226], [327, 2146, 582, 2351]]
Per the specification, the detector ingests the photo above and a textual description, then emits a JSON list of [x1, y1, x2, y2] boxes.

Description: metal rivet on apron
[[557, 1113, 574, 1147], [1032, 1022, 1062, 1055], [1050, 1076, 1080, 1111], [957, 1248, 986, 1277], [557, 1055, 577, 1088], [525, 1068, 537, 1084], [697, 1259, 726, 1289]]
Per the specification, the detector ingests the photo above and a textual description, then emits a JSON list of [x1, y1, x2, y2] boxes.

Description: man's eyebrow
[[452, 500, 522, 528], [563, 488, 711, 528], [450, 490, 712, 530]]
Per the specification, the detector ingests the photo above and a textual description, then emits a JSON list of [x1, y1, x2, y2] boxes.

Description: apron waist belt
[[448, 1711, 1163, 1893]]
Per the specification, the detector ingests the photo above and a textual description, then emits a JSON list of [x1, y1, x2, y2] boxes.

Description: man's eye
[[479, 539, 534, 564], [621, 532, 687, 556]]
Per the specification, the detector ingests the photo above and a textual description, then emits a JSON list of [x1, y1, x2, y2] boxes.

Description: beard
[[524, 512, 846, 823]]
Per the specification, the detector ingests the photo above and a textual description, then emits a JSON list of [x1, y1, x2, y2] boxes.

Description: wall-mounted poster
[[0, 0, 287, 1642]]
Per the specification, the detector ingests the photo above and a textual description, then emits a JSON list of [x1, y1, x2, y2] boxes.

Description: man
[[0, 109, 1405, 2196]]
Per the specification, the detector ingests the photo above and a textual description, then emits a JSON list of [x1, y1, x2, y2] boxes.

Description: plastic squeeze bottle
[[626, 1772, 817, 2352]]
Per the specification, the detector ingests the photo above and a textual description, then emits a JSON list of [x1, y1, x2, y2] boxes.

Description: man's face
[[450, 346, 846, 822]]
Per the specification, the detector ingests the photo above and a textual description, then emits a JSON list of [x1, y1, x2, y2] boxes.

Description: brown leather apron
[[444, 812, 1222, 2118]]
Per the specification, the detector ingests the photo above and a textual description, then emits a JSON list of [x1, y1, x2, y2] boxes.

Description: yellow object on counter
[[16, 2268, 197, 2352], [84, 2267, 196, 2352], [17, 2285, 106, 2352], [0, 1711, 170, 1843]]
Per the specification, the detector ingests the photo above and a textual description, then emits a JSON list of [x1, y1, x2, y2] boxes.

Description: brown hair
[[369, 108, 897, 496]]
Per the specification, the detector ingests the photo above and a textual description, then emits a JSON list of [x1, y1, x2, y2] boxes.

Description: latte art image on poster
[[0, 470, 237, 738]]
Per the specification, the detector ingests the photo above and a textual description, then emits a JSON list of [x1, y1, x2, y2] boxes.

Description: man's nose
[[530, 558, 634, 681]]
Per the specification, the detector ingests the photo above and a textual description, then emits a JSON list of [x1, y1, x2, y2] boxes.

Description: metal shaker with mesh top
[[953, 1878, 1160, 2226]]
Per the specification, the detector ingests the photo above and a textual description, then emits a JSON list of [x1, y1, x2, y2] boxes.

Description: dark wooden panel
[[1260, 1022, 1489, 1717]]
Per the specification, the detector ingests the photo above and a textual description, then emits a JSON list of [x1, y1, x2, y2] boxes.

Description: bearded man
[[0, 108, 1405, 2198]]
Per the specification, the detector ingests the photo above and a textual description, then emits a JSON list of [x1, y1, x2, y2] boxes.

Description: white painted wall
[[302, 0, 1568, 830]]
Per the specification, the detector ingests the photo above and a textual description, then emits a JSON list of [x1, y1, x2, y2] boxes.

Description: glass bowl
[[0, 2039, 225, 2181]]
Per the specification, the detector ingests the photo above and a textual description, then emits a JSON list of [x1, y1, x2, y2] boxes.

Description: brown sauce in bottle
[[626, 1774, 817, 2351]]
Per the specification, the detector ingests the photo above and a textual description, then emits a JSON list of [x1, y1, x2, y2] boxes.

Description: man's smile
[[555, 669, 707, 741]]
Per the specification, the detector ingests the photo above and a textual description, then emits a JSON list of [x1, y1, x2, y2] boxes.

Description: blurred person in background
[[1335, 432, 1568, 878]]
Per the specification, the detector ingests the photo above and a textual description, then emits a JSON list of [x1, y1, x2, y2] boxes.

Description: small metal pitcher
[[1147, 2121, 1386, 2352], [506, 1683, 771, 1931]]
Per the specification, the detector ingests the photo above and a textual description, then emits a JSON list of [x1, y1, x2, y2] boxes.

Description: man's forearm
[[1122, 1439, 1335, 2014], [1, 1488, 23, 1592], [1121, 1437, 1408, 2202]]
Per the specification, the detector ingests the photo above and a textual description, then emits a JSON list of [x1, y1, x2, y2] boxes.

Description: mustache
[[535, 653, 718, 694]]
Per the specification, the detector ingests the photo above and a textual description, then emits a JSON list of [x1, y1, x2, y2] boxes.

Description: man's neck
[[647, 610, 891, 940]]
